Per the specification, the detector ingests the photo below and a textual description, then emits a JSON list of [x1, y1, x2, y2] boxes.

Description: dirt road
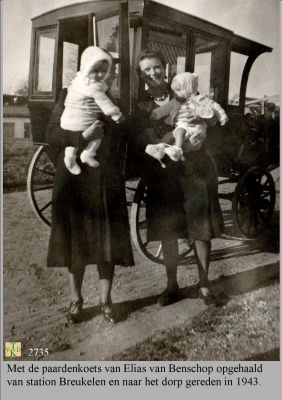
[[3, 174, 280, 361]]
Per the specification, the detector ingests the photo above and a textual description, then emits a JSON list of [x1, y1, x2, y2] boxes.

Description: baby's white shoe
[[165, 145, 184, 162], [64, 157, 81, 175], [80, 150, 100, 168], [145, 143, 167, 168]]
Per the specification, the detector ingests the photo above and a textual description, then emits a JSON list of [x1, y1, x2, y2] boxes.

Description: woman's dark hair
[[136, 48, 166, 75]]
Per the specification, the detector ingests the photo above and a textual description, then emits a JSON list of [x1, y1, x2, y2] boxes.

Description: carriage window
[[62, 42, 79, 88], [34, 30, 56, 93], [194, 36, 225, 99], [97, 15, 119, 94], [195, 48, 211, 96], [97, 15, 119, 53], [228, 52, 248, 105], [147, 29, 186, 83]]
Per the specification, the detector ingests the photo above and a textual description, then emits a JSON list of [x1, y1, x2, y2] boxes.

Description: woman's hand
[[82, 121, 104, 141], [183, 130, 206, 153], [185, 115, 202, 125]]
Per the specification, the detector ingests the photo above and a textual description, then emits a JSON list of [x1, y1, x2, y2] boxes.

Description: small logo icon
[[5, 342, 22, 357]]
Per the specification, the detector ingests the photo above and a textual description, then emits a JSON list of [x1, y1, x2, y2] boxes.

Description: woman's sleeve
[[129, 101, 154, 133], [46, 90, 87, 148]]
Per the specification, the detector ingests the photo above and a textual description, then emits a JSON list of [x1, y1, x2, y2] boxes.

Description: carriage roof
[[31, 0, 272, 56]]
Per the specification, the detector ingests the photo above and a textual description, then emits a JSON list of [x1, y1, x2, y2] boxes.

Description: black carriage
[[27, 0, 279, 263]]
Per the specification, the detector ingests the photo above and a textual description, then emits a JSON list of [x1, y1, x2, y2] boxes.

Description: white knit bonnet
[[79, 46, 115, 82]]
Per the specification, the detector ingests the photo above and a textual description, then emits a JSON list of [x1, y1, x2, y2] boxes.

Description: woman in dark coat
[[46, 88, 134, 324], [130, 49, 223, 306]]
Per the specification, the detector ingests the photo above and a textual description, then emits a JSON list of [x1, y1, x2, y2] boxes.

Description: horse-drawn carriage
[[27, 0, 279, 263]]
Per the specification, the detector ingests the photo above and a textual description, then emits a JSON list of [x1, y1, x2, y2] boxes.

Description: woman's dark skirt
[[47, 151, 134, 273], [145, 147, 224, 242]]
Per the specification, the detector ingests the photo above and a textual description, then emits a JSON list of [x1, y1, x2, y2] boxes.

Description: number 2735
[[27, 348, 49, 357]]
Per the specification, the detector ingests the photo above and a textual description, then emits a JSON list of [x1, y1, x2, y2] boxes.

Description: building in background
[[3, 104, 31, 142]]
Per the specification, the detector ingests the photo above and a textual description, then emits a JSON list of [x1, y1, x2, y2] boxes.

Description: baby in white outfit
[[146, 72, 228, 166], [60, 46, 123, 175]]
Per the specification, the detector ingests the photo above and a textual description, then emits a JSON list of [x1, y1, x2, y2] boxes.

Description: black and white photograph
[[2, 0, 280, 363]]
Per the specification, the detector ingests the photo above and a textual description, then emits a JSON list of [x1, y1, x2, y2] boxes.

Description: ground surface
[[3, 170, 280, 361]]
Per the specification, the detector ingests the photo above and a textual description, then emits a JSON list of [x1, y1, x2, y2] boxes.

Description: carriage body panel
[[27, 0, 278, 247]]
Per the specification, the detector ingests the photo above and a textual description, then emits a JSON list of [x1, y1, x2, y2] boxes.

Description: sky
[[2, 0, 280, 98]]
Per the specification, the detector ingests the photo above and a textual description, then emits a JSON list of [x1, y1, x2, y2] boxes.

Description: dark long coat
[[46, 90, 134, 273], [129, 92, 224, 242]]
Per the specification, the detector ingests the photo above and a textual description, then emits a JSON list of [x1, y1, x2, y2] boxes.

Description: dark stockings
[[161, 239, 212, 294], [162, 239, 179, 292], [68, 261, 115, 304]]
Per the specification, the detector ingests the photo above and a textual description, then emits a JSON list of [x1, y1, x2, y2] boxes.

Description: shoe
[[145, 143, 167, 168], [165, 145, 185, 162], [199, 287, 217, 306], [67, 298, 83, 324], [158, 287, 180, 307], [100, 302, 117, 324], [80, 151, 100, 168]]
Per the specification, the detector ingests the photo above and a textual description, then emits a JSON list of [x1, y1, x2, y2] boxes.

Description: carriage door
[[57, 3, 130, 112], [57, 16, 89, 95], [194, 33, 228, 106]]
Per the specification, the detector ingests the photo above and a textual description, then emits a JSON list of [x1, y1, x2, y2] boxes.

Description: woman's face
[[139, 57, 165, 88]]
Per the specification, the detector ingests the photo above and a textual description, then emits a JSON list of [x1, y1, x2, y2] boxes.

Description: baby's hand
[[112, 113, 125, 124], [220, 116, 229, 126], [185, 114, 202, 124]]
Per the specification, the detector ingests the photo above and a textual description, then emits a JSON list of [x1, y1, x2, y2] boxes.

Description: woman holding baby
[[130, 49, 226, 306], [46, 47, 134, 324]]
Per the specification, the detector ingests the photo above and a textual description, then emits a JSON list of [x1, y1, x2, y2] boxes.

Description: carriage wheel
[[27, 145, 55, 227], [130, 179, 192, 264], [232, 166, 276, 238]]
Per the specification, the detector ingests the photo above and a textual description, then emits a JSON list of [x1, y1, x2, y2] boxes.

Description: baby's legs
[[64, 146, 81, 175], [80, 138, 102, 168], [174, 127, 187, 148], [163, 127, 186, 162]]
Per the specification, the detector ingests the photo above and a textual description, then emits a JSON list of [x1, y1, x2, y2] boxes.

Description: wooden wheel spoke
[[232, 168, 275, 238], [33, 185, 53, 192], [260, 190, 271, 199], [35, 166, 55, 177], [39, 200, 52, 213], [155, 244, 162, 258]]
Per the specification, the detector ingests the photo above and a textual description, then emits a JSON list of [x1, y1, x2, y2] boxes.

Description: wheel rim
[[130, 180, 192, 264], [27, 145, 55, 227], [232, 167, 276, 238]]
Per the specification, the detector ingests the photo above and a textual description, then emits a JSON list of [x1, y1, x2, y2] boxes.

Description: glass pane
[[97, 15, 119, 95], [195, 52, 211, 95], [194, 36, 217, 97], [194, 35, 226, 102], [36, 31, 56, 92], [228, 52, 248, 105], [97, 15, 119, 53], [147, 29, 186, 83], [62, 42, 79, 88]]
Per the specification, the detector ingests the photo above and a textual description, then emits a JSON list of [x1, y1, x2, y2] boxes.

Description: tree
[[15, 79, 29, 97]]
